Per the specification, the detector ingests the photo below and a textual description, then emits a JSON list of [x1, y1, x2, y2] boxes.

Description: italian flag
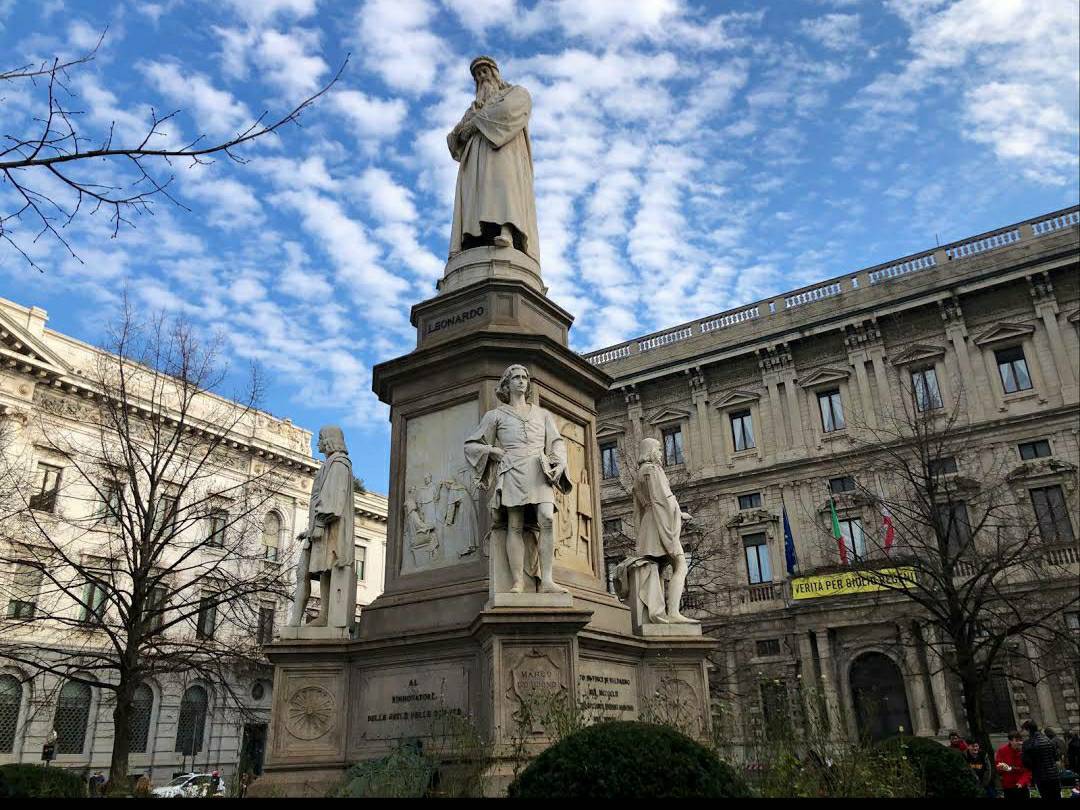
[[830, 497, 846, 565]]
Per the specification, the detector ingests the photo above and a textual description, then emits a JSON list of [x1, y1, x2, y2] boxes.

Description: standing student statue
[[614, 437, 695, 624], [447, 56, 540, 261], [464, 364, 572, 593], [288, 425, 356, 630]]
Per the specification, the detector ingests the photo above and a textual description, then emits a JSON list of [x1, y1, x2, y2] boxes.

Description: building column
[[898, 623, 936, 736], [688, 368, 716, 474], [1025, 637, 1061, 729], [939, 297, 985, 422], [814, 628, 845, 740], [1029, 272, 1079, 403], [623, 385, 644, 444], [764, 377, 785, 459], [869, 350, 892, 421], [923, 624, 961, 734], [844, 321, 882, 430]]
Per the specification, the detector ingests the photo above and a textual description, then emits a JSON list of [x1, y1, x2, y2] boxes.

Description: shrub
[[331, 742, 435, 798], [876, 735, 979, 799], [508, 721, 751, 799], [0, 764, 88, 798]]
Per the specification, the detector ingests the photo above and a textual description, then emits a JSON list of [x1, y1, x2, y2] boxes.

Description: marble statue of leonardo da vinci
[[446, 56, 540, 262]]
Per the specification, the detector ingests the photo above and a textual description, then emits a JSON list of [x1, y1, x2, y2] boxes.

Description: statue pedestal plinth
[[638, 622, 703, 637], [254, 248, 719, 796], [277, 625, 352, 641]]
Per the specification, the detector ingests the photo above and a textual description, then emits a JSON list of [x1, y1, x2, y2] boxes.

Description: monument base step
[[486, 591, 574, 609], [278, 625, 353, 641], [637, 622, 703, 637]]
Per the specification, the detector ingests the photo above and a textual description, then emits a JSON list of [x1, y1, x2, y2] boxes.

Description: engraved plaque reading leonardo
[[401, 400, 482, 574]]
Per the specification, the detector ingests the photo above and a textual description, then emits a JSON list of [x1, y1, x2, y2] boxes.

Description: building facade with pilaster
[[0, 297, 388, 783], [588, 207, 1080, 743]]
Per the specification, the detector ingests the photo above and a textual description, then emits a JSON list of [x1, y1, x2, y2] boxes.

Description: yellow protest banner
[[791, 567, 916, 600]]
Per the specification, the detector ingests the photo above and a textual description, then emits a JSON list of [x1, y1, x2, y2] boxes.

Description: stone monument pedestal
[[251, 248, 718, 797]]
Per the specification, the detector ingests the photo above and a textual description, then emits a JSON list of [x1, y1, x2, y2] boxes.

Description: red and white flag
[[881, 499, 895, 554]]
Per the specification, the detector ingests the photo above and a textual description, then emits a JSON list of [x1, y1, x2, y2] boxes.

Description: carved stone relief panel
[[353, 660, 471, 744], [549, 412, 594, 575], [401, 400, 482, 575], [502, 646, 569, 738], [578, 658, 639, 722]]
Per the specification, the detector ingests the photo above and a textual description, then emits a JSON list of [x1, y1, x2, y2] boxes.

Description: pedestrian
[[998, 731, 1033, 800], [966, 739, 996, 798], [1047, 729, 1067, 768], [1067, 730, 1080, 774], [87, 771, 106, 798], [1022, 720, 1062, 800], [949, 730, 969, 753]]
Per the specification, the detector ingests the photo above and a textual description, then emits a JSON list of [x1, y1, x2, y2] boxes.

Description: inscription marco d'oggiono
[[427, 305, 485, 334]]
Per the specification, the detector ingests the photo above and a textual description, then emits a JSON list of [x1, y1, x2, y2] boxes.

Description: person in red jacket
[[998, 731, 1033, 800]]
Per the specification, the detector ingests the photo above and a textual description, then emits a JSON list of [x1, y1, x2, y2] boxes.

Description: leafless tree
[[808, 374, 1079, 748], [1, 29, 346, 271], [0, 301, 299, 791]]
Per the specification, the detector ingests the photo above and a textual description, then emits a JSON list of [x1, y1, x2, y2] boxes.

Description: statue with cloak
[[288, 425, 356, 631], [447, 56, 540, 262]]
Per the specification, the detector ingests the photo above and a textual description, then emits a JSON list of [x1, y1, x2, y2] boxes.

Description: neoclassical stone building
[[0, 297, 387, 782], [586, 207, 1080, 743]]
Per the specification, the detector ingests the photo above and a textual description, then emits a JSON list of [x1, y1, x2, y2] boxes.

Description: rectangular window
[[817, 390, 845, 433], [206, 509, 228, 547], [145, 585, 167, 635], [828, 476, 855, 495], [5, 562, 43, 619], [760, 680, 789, 731], [730, 410, 756, 452], [738, 492, 762, 510], [662, 427, 685, 466], [153, 495, 178, 536], [838, 518, 866, 562], [911, 367, 943, 411], [356, 545, 367, 581], [929, 456, 958, 476], [995, 346, 1033, 394], [29, 463, 61, 513], [600, 443, 619, 480], [743, 533, 772, 585], [1030, 485, 1075, 543], [195, 596, 217, 640], [256, 605, 275, 645], [756, 638, 781, 657], [933, 501, 972, 556], [101, 481, 122, 526], [80, 581, 108, 624], [1019, 440, 1052, 460]]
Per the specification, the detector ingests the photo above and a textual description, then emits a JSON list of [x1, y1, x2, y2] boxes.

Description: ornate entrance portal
[[849, 652, 912, 742]]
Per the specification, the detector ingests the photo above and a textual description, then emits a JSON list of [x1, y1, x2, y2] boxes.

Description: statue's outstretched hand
[[681, 512, 693, 522]]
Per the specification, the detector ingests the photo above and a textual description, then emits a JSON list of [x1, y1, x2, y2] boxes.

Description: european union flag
[[783, 505, 798, 576]]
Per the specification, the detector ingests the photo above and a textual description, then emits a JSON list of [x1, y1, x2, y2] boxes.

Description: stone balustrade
[[584, 204, 1080, 367]]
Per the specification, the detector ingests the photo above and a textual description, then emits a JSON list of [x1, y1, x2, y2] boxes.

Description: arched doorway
[[849, 652, 912, 742]]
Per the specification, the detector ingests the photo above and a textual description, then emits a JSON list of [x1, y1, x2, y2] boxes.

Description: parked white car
[[150, 773, 225, 798]]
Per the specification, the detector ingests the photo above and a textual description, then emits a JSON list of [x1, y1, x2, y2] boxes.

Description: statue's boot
[[493, 224, 512, 248], [510, 580, 525, 593], [665, 612, 696, 624]]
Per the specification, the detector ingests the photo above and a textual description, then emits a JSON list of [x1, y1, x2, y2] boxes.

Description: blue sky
[[2, 0, 1077, 493]]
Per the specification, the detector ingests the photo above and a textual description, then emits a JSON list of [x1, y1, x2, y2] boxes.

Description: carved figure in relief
[[447, 56, 539, 261], [404, 490, 439, 566], [288, 426, 355, 629], [613, 438, 694, 624], [464, 364, 572, 593]]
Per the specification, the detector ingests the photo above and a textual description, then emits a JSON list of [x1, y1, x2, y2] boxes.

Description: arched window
[[128, 683, 154, 754], [0, 675, 22, 753], [175, 685, 208, 755], [262, 512, 281, 561], [54, 680, 92, 754]]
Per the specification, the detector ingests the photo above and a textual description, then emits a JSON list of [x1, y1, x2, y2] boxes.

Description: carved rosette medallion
[[285, 685, 336, 741]]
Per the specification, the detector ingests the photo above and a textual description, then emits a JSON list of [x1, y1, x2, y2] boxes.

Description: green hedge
[[876, 735, 979, 799], [508, 721, 751, 799], [0, 764, 88, 798]]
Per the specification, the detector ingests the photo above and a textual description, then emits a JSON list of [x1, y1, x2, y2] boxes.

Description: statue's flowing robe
[[448, 85, 540, 261], [612, 461, 684, 622], [306, 451, 354, 575]]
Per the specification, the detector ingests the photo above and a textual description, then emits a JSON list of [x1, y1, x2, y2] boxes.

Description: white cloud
[[355, 0, 449, 94], [141, 61, 252, 137], [329, 89, 408, 140], [799, 13, 861, 51], [221, 0, 318, 23], [253, 28, 328, 97]]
